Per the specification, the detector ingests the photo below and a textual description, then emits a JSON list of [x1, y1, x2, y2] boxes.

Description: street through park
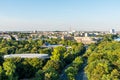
[[75, 59, 88, 80], [60, 45, 88, 80]]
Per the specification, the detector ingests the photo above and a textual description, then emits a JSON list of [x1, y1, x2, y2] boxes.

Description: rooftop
[[4, 54, 50, 59]]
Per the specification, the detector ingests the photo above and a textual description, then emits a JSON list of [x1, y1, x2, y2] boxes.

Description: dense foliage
[[0, 38, 85, 80], [37, 43, 85, 80], [65, 57, 83, 80], [85, 40, 120, 80]]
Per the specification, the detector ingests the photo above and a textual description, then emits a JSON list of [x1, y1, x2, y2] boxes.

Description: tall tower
[[110, 29, 115, 34]]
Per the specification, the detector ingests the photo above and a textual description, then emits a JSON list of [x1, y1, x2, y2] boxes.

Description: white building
[[0, 34, 11, 40], [110, 29, 115, 34]]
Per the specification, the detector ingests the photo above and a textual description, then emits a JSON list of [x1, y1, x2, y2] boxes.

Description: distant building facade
[[74, 37, 99, 44], [110, 29, 116, 34], [61, 36, 74, 40]]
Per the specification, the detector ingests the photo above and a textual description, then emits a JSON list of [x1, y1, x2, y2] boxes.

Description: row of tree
[[65, 57, 83, 80], [84, 37, 120, 80]]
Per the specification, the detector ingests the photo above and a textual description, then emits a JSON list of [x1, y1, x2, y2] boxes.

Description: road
[[59, 63, 71, 80], [75, 45, 88, 80], [75, 59, 88, 80], [60, 45, 88, 80]]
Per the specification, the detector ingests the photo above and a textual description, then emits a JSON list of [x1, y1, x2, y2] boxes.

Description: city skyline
[[0, 0, 120, 31]]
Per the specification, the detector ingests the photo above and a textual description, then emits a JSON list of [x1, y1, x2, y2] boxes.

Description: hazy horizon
[[0, 0, 120, 31]]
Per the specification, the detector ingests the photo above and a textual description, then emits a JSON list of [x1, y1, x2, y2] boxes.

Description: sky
[[0, 0, 120, 31]]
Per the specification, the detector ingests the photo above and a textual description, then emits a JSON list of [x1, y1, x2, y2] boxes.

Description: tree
[[72, 43, 85, 56], [44, 67, 59, 80], [65, 57, 83, 80], [50, 46, 66, 61], [39, 48, 51, 55], [65, 67, 77, 80], [110, 69, 120, 79], [0, 66, 4, 80], [43, 60, 64, 73], [35, 69, 44, 80], [64, 51, 74, 64], [85, 41, 120, 80], [73, 57, 83, 68], [3, 61, 17, 80]]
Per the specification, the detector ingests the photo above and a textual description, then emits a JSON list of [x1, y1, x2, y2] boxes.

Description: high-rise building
[[110, 29, 115, 34]]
